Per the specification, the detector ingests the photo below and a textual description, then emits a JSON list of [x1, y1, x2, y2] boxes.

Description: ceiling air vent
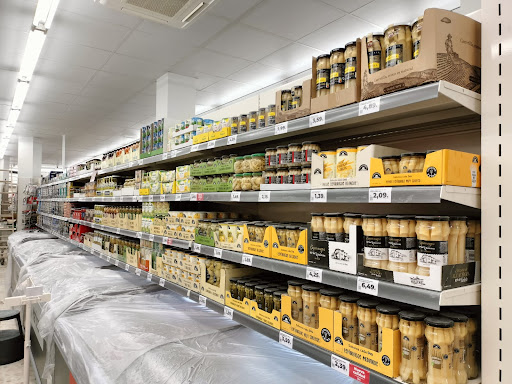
[[97, 0, 214, 28]]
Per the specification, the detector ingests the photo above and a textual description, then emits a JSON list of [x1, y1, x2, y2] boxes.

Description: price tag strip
[[305, 267, 323, 283], [309, 111, 326, 127], [359, 97, 381, 116], [278, 331, 293, 349], [310, 189, 327, 203], [241, 253, 253, 266], [368, 187, 392, 203], [159, 278, 165, 287], [199, 295, 207, 306], [331, 354, 350, 376], [357, 276, 379, 296], [224, 306, 234, 319], [214, 248, 223, 258], [275, 122, 288, 135]]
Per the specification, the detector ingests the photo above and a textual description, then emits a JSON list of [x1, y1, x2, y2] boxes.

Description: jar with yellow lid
[[386, 215, 417, 273], [416, 216, 450, 276], [239, 114, 248, 133], [376, 304, 400, 352], [366, 32, 385, 73], [258, 107, 267, 129], [267, 104, 276, 125], [316, 54, 330, 97], [385, 23, 412, 68], [230, 116, 239, 135], [330, 48, 345, 93], [291, 86, 303, 109], [281, 90, 292, 111], [357, 299, 379, 351], [412, 16, 423, 59], [339, 294, 360, 344], [344, 42, 358, 89], [249, 111, 258, 131]]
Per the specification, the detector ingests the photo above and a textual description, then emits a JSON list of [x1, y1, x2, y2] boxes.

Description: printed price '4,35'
[[306, 267, 322, 283]]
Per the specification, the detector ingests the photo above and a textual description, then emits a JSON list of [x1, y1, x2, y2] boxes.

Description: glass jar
[[249, 111, 258, 130], [288, 143, 302, 166], [411, 16, 423, 59], [316, 54, 330, 97], [251, 172, 262, 190], [466, 219, 481, 262], [244, 281, 259, 301], [242, 155, 252, 173], [385, 23, 413, 67], [465, 314, 479, 379], [287, 167, 301, 184], [291, 86, 303, 109], [448, 217, 468, 265], [302, 284, 323, 328], [257, 107, 267, 129], [339, 294, 360, 344], [267, 104, 276, 125], [255, 284, 270, 310], [275, 224, 287, 247], [311, 213, 325, 241], [241, 173, 253, 191], [265, 148, 277, 170], [301, 165, 311, 184], [275, 167, 288, 184], [264, 287, 280, 313], [285, 225, 300, 248], [344, 41, 357, 89], [301, 141, 321, 166], [263, 169, 275, 184], [287, 280, 306, 322], [324, 213, 344, 242], [273, 290, 285, 312], [362, 214, 389, 270], [239, 114, 248, 133], [254, 223, 266, 243], [366, 32, 385, 73], [319, 288, 343, 309], [230, 116, 239, 135], [250, 153, 265, 172], [234, 156, 244, 174], [441, 312, 469, 384], [399, 152, 426, 173], [399, 310, 427, 383], [425, 316, 456, 384], [376, 304, 400, 352], [233, 174, 243, 191], [416, 216, 450, 276], [381, 155, 400, 174], [329, 47, 345, 93], [281, 90, 292, 111], [386, 215, 417, 273], [357, 299, 379, 351], [276, 146, 288, 167]]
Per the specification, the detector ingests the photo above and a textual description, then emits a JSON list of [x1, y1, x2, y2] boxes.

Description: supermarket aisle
[[0, 266, 37, 384]]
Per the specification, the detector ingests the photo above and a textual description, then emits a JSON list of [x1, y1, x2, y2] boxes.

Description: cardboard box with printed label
[[243, 224, 273, 258], [225, 290, 251, 315], [275, 79, 312, 123], [249, 299, 281, 330], [270, 226, 308, 265], [199, 264, 257, 304]]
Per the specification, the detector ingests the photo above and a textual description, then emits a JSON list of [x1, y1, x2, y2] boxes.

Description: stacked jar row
[[264, 142, 320, 185]]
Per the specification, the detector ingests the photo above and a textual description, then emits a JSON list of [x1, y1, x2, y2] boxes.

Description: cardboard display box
[[311, 145, 403, 189], [193, 132, 210, 144], [311, 39, 362, 113], [369, 149, 481, 187], [243, 224, 273, 258], [249, 299, 281, 330], [199, 264, 257, 304], [275, 79, 312, 123], [333, 313, 401, 378], [281, 294, 334, 351], [209, 126, 231, 140], [270, 226, 308, 265], [361, 9, 481, 100], [225, 290, 251, 315]]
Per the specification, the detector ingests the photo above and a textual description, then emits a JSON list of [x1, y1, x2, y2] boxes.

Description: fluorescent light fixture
[[33, 0, 61, 29], [7, 110, 20, 126], [19, 29, 46, 81], [12, 81, 29, 110], [182, 2, 204, 23]]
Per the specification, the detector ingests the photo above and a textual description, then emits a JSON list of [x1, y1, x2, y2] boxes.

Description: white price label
[[191, 144, 200, 152], [230, 191, 241, 202], [331, 354, 350, 376], [148, 195, 154, 202], [135, 268, 141, 276], [128, 162, 134, 168], [306, 267, 323, 283], [175, 194, 182, 201], [224, 306, 234, 319], [106, 256, 111, 262], [170, 150, 177, 158], [166, 238, 173, 246], [162, 152, 169, 160], [227, 136, 237, 145], [357, 277, 379, 296], [146, 273, 153, 281], [279, 331, 293, 349], [199, 295, 207, 306], [274, 122, 288, 135], [214, 248, 223, 258], [159, 194, 166, 201], [368, 187, 392, 203], [309, 112, 326, 127], [159, 278, 165, 287], [310, 189, 327, 203], [359, 97, 381, 116], [148, 234, 155, 242], [190, 193, 198, 201], [114, 259, 119, 266], [124, 264, 130, 271], [136, 232, 142, 239], [258, 191, 270, 202], [193, 243, 201, 253], [137, 159, 144, 166], [207, 140, 216, 149], [241, 253, 253, 266], [116, 228, 120, 234]]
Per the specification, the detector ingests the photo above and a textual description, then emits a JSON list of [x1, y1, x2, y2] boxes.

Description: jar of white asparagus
[[376, 304, 400, 352], [319, 288, 343, 310], [425, 316, 456, 384], [362, 214, 389, 270], [415, 216, 450, 276], [339, 294, 360, 344], [357, 299, 379, 351], [465, 219, 481, 262], [465, 313, 479, 379], [386, 215, 417, 273], [343, 213, 362, 243], [448, 217, 468, 265], [441, 312, 469, 384], [399, 310, 427, 384]]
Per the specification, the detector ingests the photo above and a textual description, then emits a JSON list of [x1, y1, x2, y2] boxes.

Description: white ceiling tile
[[25, 89, 78, 105], [40, 38, 112, 70], [228, 62, 287, 86], [195, 91, 220, 107], [171, 49, 252, 78], [352, 0, 460, 28], [56, 0, 142, 28], [241, 0, 345, 40], [206, 24, 290, 61], [126, 92, 156, 108], [208, 0, 263, 20], [0, 0, 36, 32], [36, 58, 97, 87], [194, 73, 223, 90], [71, 95, 121, 110], [299, 14, 380, 52], [318, 0, 374, 13], [101, 54, 169, 80], [86, 71, 150, 92], [0, 70, 18, 104], [0, 28, 28, 72], [259, 43, 325, 73], [29, 76, 84, 95], [48, 9, 132, 52]]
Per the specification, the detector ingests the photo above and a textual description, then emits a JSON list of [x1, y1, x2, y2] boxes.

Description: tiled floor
[[0, 265, 37, 384]]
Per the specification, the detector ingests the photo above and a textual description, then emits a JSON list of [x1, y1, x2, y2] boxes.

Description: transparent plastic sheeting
[[54, 291, 350, 384]]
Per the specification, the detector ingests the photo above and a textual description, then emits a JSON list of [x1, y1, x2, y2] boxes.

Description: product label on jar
[[342, 316, 357, 339], [291, 96, 301, 109], [239, 122, 247, 133], [465, 237, 475, 262], [302, 149, 318, 163], [316, 68, 331, 90], [326, 232, 344, 242], [359, 323, 378, 345], [289, 150, 302, 164], [417, 240, 448, 267], [345, 57, 357, 80], [301, 172, 309, 184], [385, 44, 403, 67], [413, 40, 420, 59], [268, 112, 276, 125], [258, 116, 266, 129], [286, 174, 298, 184], [402, 336, 425, 361], [330, 62, 345, 86], [277, 152, 288, 165], [249, 119, 257, 130], [364, 236, 388, 260], [275, 175, 285, 184], [429, 343, 452, 370], [368, 50, 381, 73], [388, 236, 417, 263]]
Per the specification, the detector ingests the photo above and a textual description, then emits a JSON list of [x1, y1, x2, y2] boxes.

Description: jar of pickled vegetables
[[229, 277, 240, 299], [448, 216, 468, 265], [319, 288, 343, 309], [265, 148, 277, 170], [344, 41, 358, 88], [465, 313, 479, 379], [264, 287, 280, 313], [276, 146, 288, 166], [324, 213, 344, 242], [288, 143, 302, 166], [281, 90, 292, 111], [275, 224, 287, 247], [275, 168, 288, 184], [441, 312, 469, 384], [249, 111, 258, 131], [292, 86, 303, 109], [344, 213, 362, 243], [301, 141, 320, 166], [244, 281, 259, 301], [241, 173, 253, 191], [263, 169, 275, 185], [329, 48, 345, 93], [398, 310, 427, 383], [357, 299, 379, 351], [267, 104, 276, 125], [301, 165, 311, 184], [230, 116, 239, 134], [411, 16, 423, 59], [366, 32, 385, 73], [339, 294, 360, 344], [385, 23, 412, 67], [302, 284, 324, 328], [234, 156, 244, 174], [386, 215, 417, 273], [416, 216, 450, 276], [287, 167, 301, 184], [287, 280, 307, 322], [242, 155, 252, 173], [362, 214, 389, 270], [311, 213, 325, 240], [273, 290, 286, 312], [316, 54, 330, 97], [258, 107, 267, 129], [466, 219, 481, 262], [251, 172, 263, 190], [425, 316, 456, 384], [381, 155, 400, 174], [399, 152, 426, 173], [285, 225, 301, 248], [376, 304, 400, 352], [255, 284, 270, 310], [239, 114, 248, 133]]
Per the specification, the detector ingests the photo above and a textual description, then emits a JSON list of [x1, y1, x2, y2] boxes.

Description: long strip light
[[12, 81, 30, 110], [33, 0, 61, 29], [18, 29, 47, 82]]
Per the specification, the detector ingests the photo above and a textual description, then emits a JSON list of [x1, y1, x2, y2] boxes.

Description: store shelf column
[[17, 137, 41, 230]]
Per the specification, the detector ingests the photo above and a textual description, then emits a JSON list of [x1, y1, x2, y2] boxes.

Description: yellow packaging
[[370, 149, 481, 187], [176, 165, 191, 180], [139, 188, 150, 195], [199, 264, 257, 304], [281, 294, 334, 351], [333, 311, 401, 378], [193, 132, 210, 144], [242, 224, 272, 258], [176, 179, 191, 193], [225, 290, 251, 315], [336, 147, 357, 178], [249, 299, 281, 329], [178, 274, 200, 293], [214, 223, 243, 252], [270, 226, 308, 265], [319, 151, 336, 179], [209, 126, 231, 140]]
